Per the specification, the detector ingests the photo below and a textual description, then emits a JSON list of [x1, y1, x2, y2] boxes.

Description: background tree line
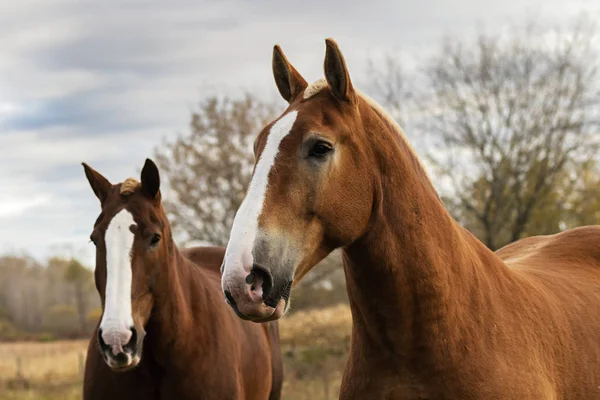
[[0, 255, 98, 340], [1, 17, 598, 340]]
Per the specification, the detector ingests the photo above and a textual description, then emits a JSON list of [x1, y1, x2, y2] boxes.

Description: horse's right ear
[[272, 44, 308, 103], [82, 163, 112, 205]]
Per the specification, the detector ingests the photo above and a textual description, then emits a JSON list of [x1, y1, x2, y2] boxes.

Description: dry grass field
[[0, 305, 351, 400], [0, 340, 86, 400]]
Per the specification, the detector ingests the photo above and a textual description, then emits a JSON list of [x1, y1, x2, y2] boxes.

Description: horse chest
[[339, 376, 430, 400], [153, 356, 243, 398], [158, 373, 241, 400], [339, 354, 431, 400]]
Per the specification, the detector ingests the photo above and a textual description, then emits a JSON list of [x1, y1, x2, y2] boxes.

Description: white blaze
[[100, 209, 135, 354], [222, 111, 298, 284]]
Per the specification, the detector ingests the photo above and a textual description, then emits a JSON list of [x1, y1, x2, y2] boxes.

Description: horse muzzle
[[98, 326, 144, 371], [222, 263, 291, 322]]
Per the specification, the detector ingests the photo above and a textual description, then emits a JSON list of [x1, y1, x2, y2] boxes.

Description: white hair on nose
[[100, 209, 135, 354], [222, 111, 299, 283]]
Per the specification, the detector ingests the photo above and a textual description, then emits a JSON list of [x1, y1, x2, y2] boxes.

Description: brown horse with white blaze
[[221, 39, 600, 399], [82, 159, 283, 400]]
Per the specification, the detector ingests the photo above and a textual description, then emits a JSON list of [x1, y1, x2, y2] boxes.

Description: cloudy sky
[[1, 0, 598, 266]]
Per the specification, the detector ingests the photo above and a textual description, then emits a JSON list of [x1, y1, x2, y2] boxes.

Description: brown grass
[[0, 340, 87, 382], [0, 340, 87, 400], [0, 384, 81, 400], [0, 306, 352, 400], [279, 304, 352, 347], [279, 304, 351, 400]]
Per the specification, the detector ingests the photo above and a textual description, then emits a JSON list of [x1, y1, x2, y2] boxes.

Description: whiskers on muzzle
[[264, 280, 292, 308]]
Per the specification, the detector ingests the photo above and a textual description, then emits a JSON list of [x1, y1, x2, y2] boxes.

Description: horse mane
[[303, 78, 328, 99], [120, 178, 140, 196], [356, 91, 426, 165]]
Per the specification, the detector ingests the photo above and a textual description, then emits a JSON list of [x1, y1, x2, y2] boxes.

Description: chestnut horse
[[82, 159, 283, 400], [221, 39, 600, 399]]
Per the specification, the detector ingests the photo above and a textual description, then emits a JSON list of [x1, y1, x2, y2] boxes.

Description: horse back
[[496, 226, 600, 309], [495, 226, 600, 397], [497, 226, 600, 273], [180, 245, 224, 273]]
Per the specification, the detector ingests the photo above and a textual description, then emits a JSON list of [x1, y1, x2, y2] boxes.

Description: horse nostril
[[124, 326, 137, 352], [251, 264, 273, 301], [97, 328, 108, 350], [114, 352, 128, 363]]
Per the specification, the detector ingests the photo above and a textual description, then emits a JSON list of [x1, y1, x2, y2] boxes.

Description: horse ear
[[140, 158, 161, 201], [82, 163, 112, 204], [324, 38, 355, 102], [272, 44, 308, 103]]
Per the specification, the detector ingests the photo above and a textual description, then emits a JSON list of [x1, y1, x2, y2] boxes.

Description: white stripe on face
[[99, 209, 135, 354], [222, 111, 298, 284]]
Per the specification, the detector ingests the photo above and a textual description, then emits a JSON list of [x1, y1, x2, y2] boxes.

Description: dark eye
[[309, 141, 333, 158], [150, 233, 161, 248], [90, 234, 96, 246]]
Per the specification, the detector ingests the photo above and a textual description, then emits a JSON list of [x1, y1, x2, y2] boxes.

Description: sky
[[1, 0, 598, 266]]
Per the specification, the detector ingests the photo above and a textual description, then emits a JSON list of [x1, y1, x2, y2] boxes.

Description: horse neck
[[342, 99, 513, 369], [149, 241, 212, 352]]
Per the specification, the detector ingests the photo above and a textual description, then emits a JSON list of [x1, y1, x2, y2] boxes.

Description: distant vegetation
[[0, 256, 98, 342]]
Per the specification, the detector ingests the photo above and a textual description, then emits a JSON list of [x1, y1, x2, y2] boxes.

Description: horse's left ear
[[324, 38, 356, 103], [140, 158, 161, 201]]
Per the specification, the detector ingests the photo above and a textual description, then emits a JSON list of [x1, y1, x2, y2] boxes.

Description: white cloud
[[0, 195, 50, 218], [0, 0, 598, 265]]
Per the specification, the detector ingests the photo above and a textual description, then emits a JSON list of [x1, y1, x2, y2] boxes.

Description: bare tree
[[372, 19, 600, 250], [0, 255, 98, 339], [561, 160, 600, 227], [154, 94, 277, 246], [366, 55, 413, 127], [64, 259, 94, 334], [0, 255, 43, 332], [431, 21, 599, 249]]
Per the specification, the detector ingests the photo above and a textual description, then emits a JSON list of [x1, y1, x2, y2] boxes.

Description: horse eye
[[309, 141, 333, 158], [150, 233, 161, 248], [90, 235, 96, 246]]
